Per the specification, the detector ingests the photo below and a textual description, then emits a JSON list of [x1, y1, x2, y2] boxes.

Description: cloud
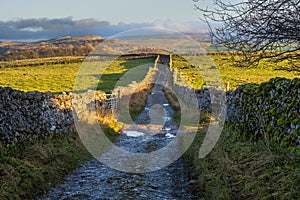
[[0, 17, 209, 41], [153, 20, 209, 33]]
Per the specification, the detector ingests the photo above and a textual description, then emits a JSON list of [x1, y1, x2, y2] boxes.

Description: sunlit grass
[[172, 55, 300, 90], [97, 58, 154, 92], [0, 63, 81, 93], [211, 55, 300, 89], [0, 56, 85, 68], [0, 57, 155, 93]]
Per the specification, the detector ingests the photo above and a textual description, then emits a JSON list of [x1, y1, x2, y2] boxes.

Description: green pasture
[[0, 54, 298, 93], [171, 55, 300, 89], [0, 57, 155, 93]]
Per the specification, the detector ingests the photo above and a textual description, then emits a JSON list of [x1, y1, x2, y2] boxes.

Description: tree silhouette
[[194, 0, 300, 71]]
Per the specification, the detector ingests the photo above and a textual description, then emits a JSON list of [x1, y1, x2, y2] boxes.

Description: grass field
[[0, 62, 81, 93], [0, 56, 85, 68], [0, 57, 155, 93], [0, 55, 298, 92], [171, 55, 300, 89]]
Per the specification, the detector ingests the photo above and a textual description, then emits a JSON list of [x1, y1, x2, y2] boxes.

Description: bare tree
[[194, 0, 300, 71]]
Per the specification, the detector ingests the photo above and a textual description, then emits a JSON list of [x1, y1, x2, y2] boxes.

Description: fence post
[[169, 54, 173, 71], [117, 90, 121, 110], [154, 55, 160, 69], [226, 81, 230, 91]]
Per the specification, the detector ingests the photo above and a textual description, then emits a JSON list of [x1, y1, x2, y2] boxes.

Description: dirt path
[[40, 58, 199, 199]]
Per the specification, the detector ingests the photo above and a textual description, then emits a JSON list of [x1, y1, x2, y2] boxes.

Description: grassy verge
[[163, 81, 299, 199], [0, 128, 117, 200], [0, 131, 90, 199], [184, 127, 300, 199]]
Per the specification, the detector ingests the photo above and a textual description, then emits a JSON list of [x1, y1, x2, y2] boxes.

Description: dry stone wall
[[226, 77, 300, 148], [0, 55, 299, 150], [0, 56, 160, 148], [166, 55, 299, 148], [171, 76, 299, 148], [0, 88, 74, 147], [0, 88, 117, 147]]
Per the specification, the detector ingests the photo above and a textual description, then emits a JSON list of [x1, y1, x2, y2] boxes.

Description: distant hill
[[0, 35, 106, 60], [0, 33, 213, 61], [45, 35, 104, 45]]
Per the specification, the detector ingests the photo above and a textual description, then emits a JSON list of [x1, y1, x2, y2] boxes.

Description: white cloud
[[0, 18, 209, 40]]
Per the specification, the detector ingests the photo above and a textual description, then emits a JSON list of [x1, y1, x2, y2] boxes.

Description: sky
[[0, 0, 221, 40]]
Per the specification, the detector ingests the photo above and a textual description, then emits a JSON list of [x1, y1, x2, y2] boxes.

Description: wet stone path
[[40, 63, 198, 199]]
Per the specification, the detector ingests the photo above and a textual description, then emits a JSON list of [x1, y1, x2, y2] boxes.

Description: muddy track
[[40, 57, 199, 200]]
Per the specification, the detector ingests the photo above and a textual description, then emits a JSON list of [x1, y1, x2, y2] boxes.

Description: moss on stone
[[226, 77, 299, 151]]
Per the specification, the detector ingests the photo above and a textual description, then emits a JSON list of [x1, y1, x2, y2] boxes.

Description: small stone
[[50, 126, 56, 131]]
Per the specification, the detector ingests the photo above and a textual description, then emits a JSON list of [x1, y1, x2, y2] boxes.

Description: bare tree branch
[[194, 0, 300, 71]]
